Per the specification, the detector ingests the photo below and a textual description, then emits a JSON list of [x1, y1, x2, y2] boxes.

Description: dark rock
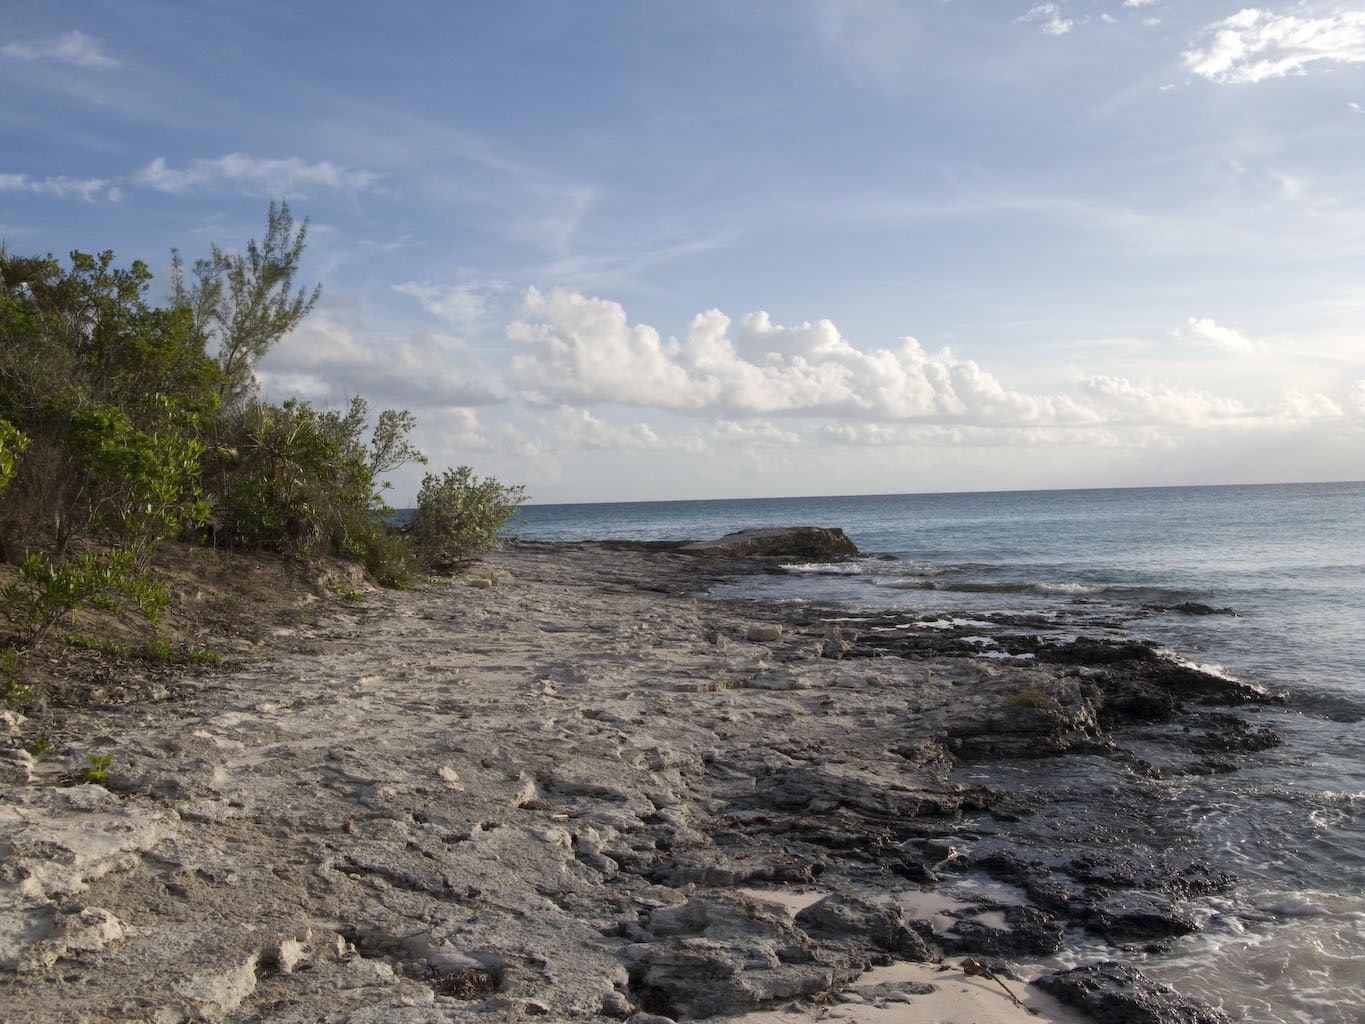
[[1036, 961, 1234, 1023], [794, 893, 933, 962], [937, 903, 1065, 957], [682, 527, 859, 559], [625, 893, 860, 1019], [1080, 892, 1198, 945], [1142, 602, 1239, 617]]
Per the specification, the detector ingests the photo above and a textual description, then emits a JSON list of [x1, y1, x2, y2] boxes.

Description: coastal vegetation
[[0, 202, 525, 707]]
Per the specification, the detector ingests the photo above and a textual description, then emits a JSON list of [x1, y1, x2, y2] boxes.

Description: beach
[[0, 537, 1266, 1022]]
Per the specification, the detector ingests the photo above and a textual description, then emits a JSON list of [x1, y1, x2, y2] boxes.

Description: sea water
[[514, 482, 1365, 1023]]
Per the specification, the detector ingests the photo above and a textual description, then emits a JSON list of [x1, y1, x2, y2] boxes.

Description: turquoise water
[[514, 481, 1365, 1023]]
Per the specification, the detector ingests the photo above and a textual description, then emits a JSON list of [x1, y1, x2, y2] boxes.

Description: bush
[[408, 466, 527, 570], [4, 547, 167, 648]]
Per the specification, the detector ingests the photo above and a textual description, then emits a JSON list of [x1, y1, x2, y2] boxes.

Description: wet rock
[[1036, 960, 1234, 1023], [1080, 892, 1198, 945], [937, 903, 1065, 957], [943, 698, 1103, 759], [681, 527, 859, 559], [1142, 602, 1239, 617]]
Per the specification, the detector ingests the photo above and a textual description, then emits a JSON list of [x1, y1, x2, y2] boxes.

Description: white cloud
[[1079, 374, 1252, 426], [1185, 317, 1270, 356], [1, 30, 119, 69], [136, 154, 379, 197], [1122, 0, 1159, 7], [549, 408, 665, 451], [506, 287, 1100, 426], [394, 281, 506, 327], [257, 314, 501, 410], [1348, 380, 1365, 419], [712, 419, 804, 448], [0, 173, 114, 201], [1185, 8, 1365, 84], [1017, 3, 1074, 36], [1270, 389, 1343, 425]]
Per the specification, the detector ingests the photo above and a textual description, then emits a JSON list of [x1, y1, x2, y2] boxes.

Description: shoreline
[[0, 538, 1269, 1023]]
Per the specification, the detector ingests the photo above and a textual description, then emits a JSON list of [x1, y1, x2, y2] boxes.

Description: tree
[[408, 467, 527, 570], [0, 248, 221, 557], [172, 201, 321, 411]]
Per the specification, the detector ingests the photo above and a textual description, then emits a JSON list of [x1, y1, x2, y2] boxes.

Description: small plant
[[1007, 687, 1054, 710], [137, 639, 220, 665], [79, 752, 114, 784], [24, 736, 55, 757], [1, 647, 33, 705]]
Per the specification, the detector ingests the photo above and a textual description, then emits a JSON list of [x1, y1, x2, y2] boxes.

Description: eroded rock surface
[[0, 541, 1275, 1022]]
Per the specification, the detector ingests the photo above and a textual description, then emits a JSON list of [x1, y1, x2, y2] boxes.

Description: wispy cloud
[[1, 30, 119, 69], [136, 154, 379, 197], [1017, 3, 1074, 37], [0, 172, 116, 202], [393, 280, 510, 329], [806, 0, 924, 90], [1185, 8, 1365, 84]]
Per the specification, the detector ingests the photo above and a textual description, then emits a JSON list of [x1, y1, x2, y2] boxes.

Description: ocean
[[512, 481, 1365, 1024]]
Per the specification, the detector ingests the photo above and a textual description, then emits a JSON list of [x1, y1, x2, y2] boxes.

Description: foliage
[[209, 395, 424, 575], [4, 547, 167, 648], [409, 466, 527, 569], [0, 247, 220, 558], [1, 205, 527, 681], [1, 646, 33, 705], [0, 418, 27, 493], [79, 752, 113, 784], [24, 736, 55, 757], [172, 201, 320, 411], [68, 397, 211, 567]]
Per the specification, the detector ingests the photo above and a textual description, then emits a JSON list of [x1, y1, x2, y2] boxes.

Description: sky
[[3, 1, 1363, 504]]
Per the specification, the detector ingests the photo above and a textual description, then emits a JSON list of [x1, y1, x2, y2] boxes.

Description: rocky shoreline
[[0, 534, 1281, 1023]]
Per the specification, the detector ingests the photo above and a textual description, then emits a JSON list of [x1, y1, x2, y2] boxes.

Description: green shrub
[[408, 466, 527, 570], [4, 547, 167, 648], [207, 396, 423, 582]]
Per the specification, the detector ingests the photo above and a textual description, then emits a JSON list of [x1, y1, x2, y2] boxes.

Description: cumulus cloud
[[1185, 316, 1270, 356], [1, 30, 119, 69], [1122, 0, 1159, 7], [136, 154, 379, 197], [549, 408, 665, 451], [0, 173, 115, 202], [1017, 3, 1074, 36], [1185, 8, 1365, 84], [506, 287, 1099, 426], [1079, 375, 1251, 426]]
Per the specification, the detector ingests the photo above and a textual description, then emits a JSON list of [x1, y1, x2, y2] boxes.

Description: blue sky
[[4, 1, 1363, 503]]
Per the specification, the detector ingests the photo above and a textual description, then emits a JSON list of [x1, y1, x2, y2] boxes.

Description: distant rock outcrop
[[682, 526, 859, 559]]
